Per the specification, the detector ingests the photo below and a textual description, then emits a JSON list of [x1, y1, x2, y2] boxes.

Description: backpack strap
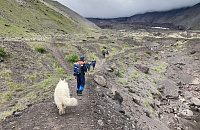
[[78, 61, 84, 65]]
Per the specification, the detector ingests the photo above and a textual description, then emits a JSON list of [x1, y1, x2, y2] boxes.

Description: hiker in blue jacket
[[91, 58, 96, 70], [76, 56, 89, 96], [86, 61, 92, 72]]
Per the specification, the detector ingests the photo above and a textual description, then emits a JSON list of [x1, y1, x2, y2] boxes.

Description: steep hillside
[[42, 0, 99, 30], [0, 0, 93, 37]]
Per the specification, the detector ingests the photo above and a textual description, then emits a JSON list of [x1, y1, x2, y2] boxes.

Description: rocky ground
[[0, 25, 200, 130]]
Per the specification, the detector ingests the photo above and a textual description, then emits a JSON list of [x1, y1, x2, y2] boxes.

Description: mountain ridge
[[87, 2, 200, 30]]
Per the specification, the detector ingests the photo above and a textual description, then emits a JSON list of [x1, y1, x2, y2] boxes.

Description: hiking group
[[102, 50, 109, 58], [73, 56, 96, 96]]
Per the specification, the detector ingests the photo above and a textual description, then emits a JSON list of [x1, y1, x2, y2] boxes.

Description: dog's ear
[[63, 79, 66, 82], [59, 78, 62, 82]]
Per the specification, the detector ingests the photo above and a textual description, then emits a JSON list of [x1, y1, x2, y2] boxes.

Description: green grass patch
[[156, 90, 162, 97], [23, 73, 41, 83], [118, 81, 123, 84], [0, 48, 9, 57], [1, 68, 12, 81], [152, 78, 157, 84], [131, 84, 135, 89], [143, 100, 149, 107], [0, 109, 13, 119], [118, 72, 124, 78], [111, 47, 117, 52], [0, 91, 13, 105], [86, 52, 98, 61], [124, 45, 132, 49], [67, 76, 74, 80], [134, 70, 138, 75], [56, 67, 66, 77], [66, 54, 79, 63], [35, 46, 46, 53], [146, 51, 151, 55]]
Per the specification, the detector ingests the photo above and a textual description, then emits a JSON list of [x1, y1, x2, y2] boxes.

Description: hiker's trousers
[[92, 64, 95, 69], [77, 74, 85, 90]]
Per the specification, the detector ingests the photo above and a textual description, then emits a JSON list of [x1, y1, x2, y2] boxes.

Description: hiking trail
[[0, 49, 108, 130]]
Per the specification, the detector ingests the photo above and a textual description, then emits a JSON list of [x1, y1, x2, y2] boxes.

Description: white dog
[[54, 79, 78, 115]]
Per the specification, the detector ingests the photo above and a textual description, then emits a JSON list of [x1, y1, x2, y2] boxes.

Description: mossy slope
[[0, 0, 91, 37]]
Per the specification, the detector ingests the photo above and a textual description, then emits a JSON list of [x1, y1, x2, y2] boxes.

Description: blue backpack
[[73, 61, 84, 76]]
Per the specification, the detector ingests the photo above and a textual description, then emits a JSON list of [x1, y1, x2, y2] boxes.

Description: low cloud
[[56, 0, 200, 18]]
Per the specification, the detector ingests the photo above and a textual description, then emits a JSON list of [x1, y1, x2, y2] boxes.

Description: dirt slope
[[0, 48, 133, 130], [1, 28, 200, 130]]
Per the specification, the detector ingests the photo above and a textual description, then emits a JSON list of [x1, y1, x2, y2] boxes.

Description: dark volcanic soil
[[1, 78, 132, 130], [1, 27, 200, 130], [0, 43, 133, 130]]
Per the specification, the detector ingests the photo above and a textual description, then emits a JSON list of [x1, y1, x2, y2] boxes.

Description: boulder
[[179, 109, 193, 117], [190, 78, 200, 85], [110, 65, 117, 70], [12, 111, 22, 117], [178, 73, 194, 84], [113, 104, 125, 114], [113, 91, 123, 104], [94, 75, 106, 87], [99, 36, 108, 39], [132, 97, 141, 105], [106, 68, 113, 72], [184, 92, 193, 99], [128, 88, 135, 93], [190, 50, 196, 54], [163, 80, 179, 99], [0, 56, 4, 62], [135, 64, 149, 74], [87, 36, 95, 39], [190, 98, 200, 106]]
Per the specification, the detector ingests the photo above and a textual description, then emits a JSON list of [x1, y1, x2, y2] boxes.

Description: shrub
[[5, 24, 10, 27], [64, 52, 69, 55], [152, 78, 157, 84], [118, 81, 123, 84], [0, 91, 12, 104], [56, 67, 65, 75], [143, 100, 149, 107], [146, 51, 151, 55], [118, 72, 124, 78], [0, 48, 9, 57], [66, 54, 79, 63], [111, 47, 117, 52], [35, 46, 46, 53]]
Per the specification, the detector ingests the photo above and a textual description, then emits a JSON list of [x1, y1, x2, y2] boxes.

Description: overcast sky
[[56, 0, 200, 18]]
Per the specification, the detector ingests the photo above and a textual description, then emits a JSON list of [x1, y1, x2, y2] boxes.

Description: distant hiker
[[74, 56, 89, 96], [105, 50, 109, 58], [86, 61, 92, 72], [102, 50, 106, 58], [91, 58, 96, 70]]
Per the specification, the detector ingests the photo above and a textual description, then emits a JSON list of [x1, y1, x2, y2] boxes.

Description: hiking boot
[[77, 93, 82, 96], [77, 91, 82, 96], [77, 90, 80, 95]]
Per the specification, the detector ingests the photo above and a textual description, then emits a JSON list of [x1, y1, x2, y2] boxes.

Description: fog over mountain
[[56, 0, 200, 18]]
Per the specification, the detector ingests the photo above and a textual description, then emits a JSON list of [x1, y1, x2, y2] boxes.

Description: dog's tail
[[63, 97, 78, 106]]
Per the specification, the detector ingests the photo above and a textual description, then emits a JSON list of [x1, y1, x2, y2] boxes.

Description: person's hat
[[80, 56, 84, 60]]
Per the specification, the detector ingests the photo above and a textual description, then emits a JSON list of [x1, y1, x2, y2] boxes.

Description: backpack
[[106, 50, 109, 54], [102, 50, 105, 55], [73, 61, 84, 76]]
